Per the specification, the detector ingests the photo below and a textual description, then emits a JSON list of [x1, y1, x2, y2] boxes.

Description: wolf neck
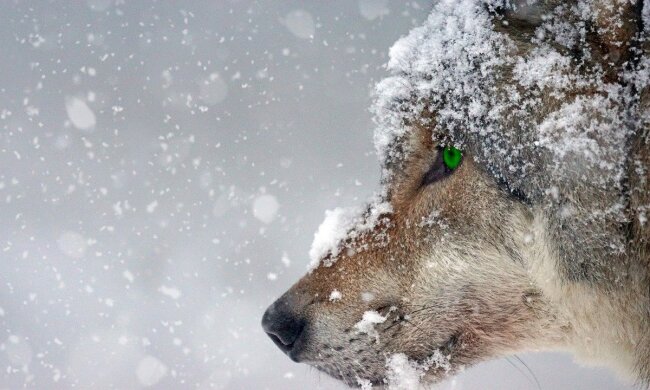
[[522, 211, 650, 384]]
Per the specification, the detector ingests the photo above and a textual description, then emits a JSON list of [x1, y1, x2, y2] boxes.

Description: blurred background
[[0, 1, 634, 389]]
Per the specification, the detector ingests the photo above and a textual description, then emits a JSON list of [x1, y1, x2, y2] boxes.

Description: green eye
[[442, 146, 462, 170]]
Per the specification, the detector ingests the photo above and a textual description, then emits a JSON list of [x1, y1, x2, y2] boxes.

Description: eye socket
[[443, 146, 462, 169], [421, 146, 463, 187]]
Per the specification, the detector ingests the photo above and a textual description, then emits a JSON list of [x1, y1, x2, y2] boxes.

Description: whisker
[[514, 354, 541, 390], [504, 355, 541, 390]]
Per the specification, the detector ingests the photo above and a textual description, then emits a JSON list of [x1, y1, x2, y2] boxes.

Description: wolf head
[[263, 126, 569, 386], [263, 0, 649, 387]]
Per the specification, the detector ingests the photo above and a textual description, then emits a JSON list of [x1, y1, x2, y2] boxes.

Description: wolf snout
[[262, 296, 306, 362]]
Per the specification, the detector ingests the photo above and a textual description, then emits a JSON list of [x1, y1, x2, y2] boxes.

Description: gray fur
[[266, 1, 650, 387]]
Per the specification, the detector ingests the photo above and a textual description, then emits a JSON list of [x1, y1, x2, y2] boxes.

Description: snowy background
[[0, 1, 634, 389]]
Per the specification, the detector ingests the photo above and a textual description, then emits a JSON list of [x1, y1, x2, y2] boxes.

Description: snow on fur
[[328, 289, 343, 302], [367, 0, 646, 271], [354, 310, 387, 343], [373, 0, 511, 167], [309, 195, 391, 269], [372, 0, 637, 194], [309, 0, 650, 272], [385, 351, 451, 389], [311, 0, 648, 275]]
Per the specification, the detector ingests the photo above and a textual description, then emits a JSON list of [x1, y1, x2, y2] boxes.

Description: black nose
[[262, 297, 305, 361]]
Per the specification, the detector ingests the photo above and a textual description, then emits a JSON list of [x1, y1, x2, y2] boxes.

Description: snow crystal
[[359, 0, 389, 21], [136, 355, 168, 387], [87, 0, 112, 12], [357, 377, 373, 390], [536, 95, 628, 171], [57, 231, 87, 259], [146, 200, 159, 214], [123, 270, 134, 283], [386, 354, 421, 390], [386, 351, 451, 390], [5, 335, 32, 366], [512, 47, 572, 90], [281, 252, 291, 267], [309, 197, 391, 269], [158, 285, 182, 300], [328, 289, 342, 302], [252, 194, 279, 224], [354, 310, 386, 342], [65, 97, 96, 131], [309, 207, 360, 268], [199, 73, 228, 105], [282, 10, 315, 39]]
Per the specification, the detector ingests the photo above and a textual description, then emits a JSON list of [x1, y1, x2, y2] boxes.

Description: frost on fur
[[328, 289, 343, 302], [369, 0, 647, 273], [372, 0, 638, 193], [308, 196, 392, 270], [373, 0, 512, 171], [385, 351, 452, 390], [313, 0, 647, 275], [354, 310, 387, 343]]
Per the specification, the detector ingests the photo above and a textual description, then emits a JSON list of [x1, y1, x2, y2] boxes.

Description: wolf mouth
[[311, 332, 460, 387]]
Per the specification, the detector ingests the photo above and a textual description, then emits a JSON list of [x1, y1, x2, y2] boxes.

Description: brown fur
[[265, 1, 650, 387]]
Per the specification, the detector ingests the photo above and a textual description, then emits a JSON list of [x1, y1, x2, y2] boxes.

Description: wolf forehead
[[372, 0, 643, 202]]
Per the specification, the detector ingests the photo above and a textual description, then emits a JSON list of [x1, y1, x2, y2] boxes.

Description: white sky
[[0, 1, 633, 389]]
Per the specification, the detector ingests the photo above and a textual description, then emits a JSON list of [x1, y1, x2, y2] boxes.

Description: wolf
[[263, 0, 650, 388]]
